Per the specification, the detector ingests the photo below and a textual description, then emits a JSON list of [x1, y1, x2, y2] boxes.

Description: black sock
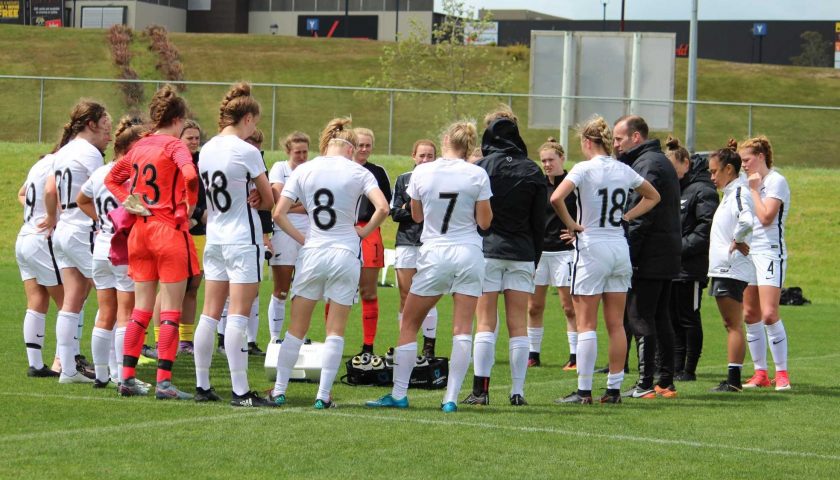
[[422, 336, 435, 356], [218, 334, 225, 347], [569, 353, 577, 364], [728, 365, 742, 387], [473, 375, 489, 395], [362, 343, 374, 354], [577, 389, 592, 397], [606, 388, 620, 396], [528, 351, 540, 361]]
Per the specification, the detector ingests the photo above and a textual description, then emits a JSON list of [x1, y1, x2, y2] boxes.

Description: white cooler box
[[264, 341, 324, 382]]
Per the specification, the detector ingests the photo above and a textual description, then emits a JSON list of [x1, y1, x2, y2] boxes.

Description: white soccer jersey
[[749, 169, 790, 257], [708, 177, 754, 281], [80, 163, 120, 260], [268, 160, 309, 230], [19, 154, 56, 236], [199, 135, 266, 245], [280, 155, 378, 254], [564, 155, 644, 247], [406, 158, 492, 248], [53, 138, 104, 229]]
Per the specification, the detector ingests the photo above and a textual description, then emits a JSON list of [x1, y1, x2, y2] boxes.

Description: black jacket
[[476, 118, 546, 265], [618, 139, 682, 280], [543, 172, 576, 252], [190, 151, 207, 236], [390, 170, 423, 247], [677, 154, 719, 283], [357, 161, 392, 223]]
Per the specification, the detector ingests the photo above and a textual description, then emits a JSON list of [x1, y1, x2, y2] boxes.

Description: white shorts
[[747, 253, 786, 288], [292, 247, 361, 306], [269, 228, 307, 266], [534, 250, 574, 288], [15, 234, 62, 287], [92, 258, 134, 292], [204, 243, 265, 284], [52, 224, 94, 278], [483, 258, 535, 294], [395, 245, 421, 269], [410, 244, 485, 298], [571, 241, 632, 295]]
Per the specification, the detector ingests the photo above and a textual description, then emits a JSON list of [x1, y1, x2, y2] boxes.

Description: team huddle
[[16, 82, 791, 411]]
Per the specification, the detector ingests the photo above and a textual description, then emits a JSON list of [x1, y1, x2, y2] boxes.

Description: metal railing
[[1, 74, 839, 165]]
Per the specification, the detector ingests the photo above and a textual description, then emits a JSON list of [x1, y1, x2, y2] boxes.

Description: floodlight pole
[[686, 0, 698, 152], [395, 0, 400, 41], [344, 0, 350, 38], [601, 0, 609, 31], [620, 0, 625, 31]]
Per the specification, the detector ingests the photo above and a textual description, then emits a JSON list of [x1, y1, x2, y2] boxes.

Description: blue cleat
[[441, 401, 457, 413], [314, 398, 336, 409], [365, 394, 408, 409]]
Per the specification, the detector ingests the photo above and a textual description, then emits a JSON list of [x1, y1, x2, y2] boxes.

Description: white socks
[[273, 332, 304, 397], [217, 299, 229, 336], [114, 327, 126, 383], [268, 295, 285, 340], [226, 314, 250, 396], [527, 327, 543, 353], [422, 306, 438, 338], [568, 331, 578, 355], [444, 334, 472, 404], [317, 335, 344, 401], [607, 371, 624, 390], [23, 309, 46, 369], [391, 343, 417, 401], [746, 322, 768, 371], [509, 336, 529, 396], [75, 303, 86, 356], [766, 320, 788, 371], [247, 297, 259, 343], [194, 315, 219, 390], [91, 327, 113, 382], [576, 331, 597, 391], [56, 311, 79, 376], [473, 332, 496, 377]]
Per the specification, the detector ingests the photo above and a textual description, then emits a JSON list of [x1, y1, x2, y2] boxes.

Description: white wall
[[68, 0, 187, 32]]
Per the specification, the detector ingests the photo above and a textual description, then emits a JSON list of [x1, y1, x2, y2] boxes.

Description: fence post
[[388, 90, 394, 155], [271, 86, 277, 151], [38, 78, 45, 144], [747, 105, 753, 138], [508, 95, 512, 107]]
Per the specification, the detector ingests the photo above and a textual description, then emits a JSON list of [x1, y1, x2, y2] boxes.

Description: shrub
[[107, 25, 144, 107], [144, 25, 186, 91]]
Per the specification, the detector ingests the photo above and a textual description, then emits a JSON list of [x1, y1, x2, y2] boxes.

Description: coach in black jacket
[[614, 115, 682, 397], [668, 150, 719, 380], [464, 110, 546, 406]]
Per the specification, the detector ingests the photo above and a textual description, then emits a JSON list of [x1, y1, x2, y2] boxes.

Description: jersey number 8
[[201, 171, 231, 213]]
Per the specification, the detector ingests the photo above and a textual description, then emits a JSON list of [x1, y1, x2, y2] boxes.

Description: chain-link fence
[[1, 74, 838, 167]]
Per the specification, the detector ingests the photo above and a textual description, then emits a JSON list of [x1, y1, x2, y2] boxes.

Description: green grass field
[[1, 143, 839, 478]]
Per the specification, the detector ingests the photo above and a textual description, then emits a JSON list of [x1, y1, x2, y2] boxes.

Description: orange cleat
[[773, 370, 791, 391], [654, 384, 678, 398], [743, 370, 771, 388]]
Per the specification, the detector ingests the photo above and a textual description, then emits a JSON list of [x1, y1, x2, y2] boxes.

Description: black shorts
[[709, 277, 748, 303]]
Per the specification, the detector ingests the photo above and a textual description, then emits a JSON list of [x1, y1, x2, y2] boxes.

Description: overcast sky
[[440, 0, 840, 21]]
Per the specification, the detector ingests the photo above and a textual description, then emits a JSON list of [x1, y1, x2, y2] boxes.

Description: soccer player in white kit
[[16, 151, 63, 378], [270, 118, 389, 409], [193, 83, 275, 407], [51, 100, 112, 383], [78, 117, 145, 389], [550, 116, 660, 405], [266, 131, 311, 343], [739, 136, 792, 391], [366, 121, 493, 413]]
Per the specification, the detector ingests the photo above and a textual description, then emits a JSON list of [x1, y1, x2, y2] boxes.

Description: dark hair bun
[[665, 135, 681, 150], [726, 138, 738, 152]]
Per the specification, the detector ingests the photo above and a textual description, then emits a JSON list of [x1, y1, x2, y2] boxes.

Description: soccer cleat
[[267, 390, 286, 406], [773, 370, 791, 391], [509, 394, 528, 406], [599, 391, 622, 404], [441, 402, 458, 413], [621, 385, 656, 399], [555, 391, 593, 404], [365, 394, 409, 409], [59, 370, 95, 384], [674, 371, 697, 382], [314, 398, 337, 410], [247, 342, 266, 357], [655, 384, 678, 398], [155, 380, 194, 400], [93, 378, 115, 389], [75, 354, 92, 370], [119, 378, 149, 397], [178, 341, 194, 356], [561, 361, 577, 372], [195, 386, 222, 402], [527, 352, 541, 368], [270, 336, 281, 344], [742, 370, 771, 389], [461, 392, 489, 405], [594, 366, 609, 374], [27, 365, 59, 378], [141, 344, 158, 360], [710, 380, 742, 393], [231, 390, 276, 408]]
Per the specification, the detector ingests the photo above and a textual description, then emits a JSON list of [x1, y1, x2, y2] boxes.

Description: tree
[[364, 0, 513, 120], [790, 31, 832, 67]]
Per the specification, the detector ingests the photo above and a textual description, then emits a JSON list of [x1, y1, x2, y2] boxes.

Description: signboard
[[0, 0, 20, 23], [30, 0, 62, 27], [752, 22, 767, 36], [836, 22, 840, 69], [306, 18, 319, 32], [465, 22, 499, 46], [297, 15, 378, 39]]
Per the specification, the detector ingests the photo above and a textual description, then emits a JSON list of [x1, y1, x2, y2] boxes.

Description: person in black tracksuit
[[664, 141, 719, 381], [613, 116, 682, 398], [464, 111, 546, 406]]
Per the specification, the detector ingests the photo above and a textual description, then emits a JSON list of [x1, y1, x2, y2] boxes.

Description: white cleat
[[59, 371, 95, 384]]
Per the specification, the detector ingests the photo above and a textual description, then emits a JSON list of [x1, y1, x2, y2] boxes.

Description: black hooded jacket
[[476, 118, 547, 265], [618, 139, 682, 280], [677, 154, 719, 282], [390, 170, 423, 247]]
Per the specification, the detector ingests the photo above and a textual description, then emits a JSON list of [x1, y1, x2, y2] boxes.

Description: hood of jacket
[[618, 138, 662, 166], [481, 118, 528, 158], [681, 153, 714, 190]]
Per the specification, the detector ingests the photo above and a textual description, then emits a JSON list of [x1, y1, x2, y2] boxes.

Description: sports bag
[[341, 351, 449, 389], [780, 287, 810, 306]]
